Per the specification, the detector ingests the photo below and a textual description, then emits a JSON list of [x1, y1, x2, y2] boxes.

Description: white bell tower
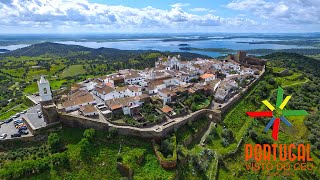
[[38, 76, 52, 102]]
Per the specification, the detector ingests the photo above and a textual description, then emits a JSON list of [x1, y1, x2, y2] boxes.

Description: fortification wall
[[57, 109, 220, 139], [59, 114, 109, 131]]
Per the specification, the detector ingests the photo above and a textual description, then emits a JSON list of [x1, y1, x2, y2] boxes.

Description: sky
[[0, 0, 319, 34]]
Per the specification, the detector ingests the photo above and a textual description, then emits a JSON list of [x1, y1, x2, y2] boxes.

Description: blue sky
[[0, 0, 319, 34]]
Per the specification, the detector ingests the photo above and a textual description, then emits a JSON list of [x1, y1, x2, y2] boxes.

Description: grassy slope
[[1, 127, 175, 179], [60, 65, 86, 78], [216, 58, 319, 179], [0, 103, 29, 120]]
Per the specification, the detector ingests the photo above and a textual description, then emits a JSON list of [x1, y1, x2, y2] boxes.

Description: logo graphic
[[246, 87, 309, 141]]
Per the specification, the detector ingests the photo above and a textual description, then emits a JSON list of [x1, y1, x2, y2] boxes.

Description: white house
[[163, 78, 180, 86], [124, 73, 144, 85], [93, 85, 115, 101], [83, 81, 97, 91], [200, 73, 215, 82], [127, 86, 142, 97], [158, 88, 176, 105], [147, 80, 166, 94]]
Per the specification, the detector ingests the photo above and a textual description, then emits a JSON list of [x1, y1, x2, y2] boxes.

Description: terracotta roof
[[71, 83, 82, 91], [159, 88, 177, 96], [95, 85, 114, 95], [69, 90, 89, 99], [80, 104, 97, 114], [138, 94, 149, 100], [117, 97, 135, 107], [188, 88, 195, 93], [110, 76, 124, 81], [128, 86, 141, 92], [125, 72, 141, 79], [92, 79, 104, 86], [161, 105, 173, 113], [148, 80, 165, 89], [173, 86, 187, 93], [105, 82, 113, 87], [105, 99, 123, 110], [200, 73, 215, 79], [63, 94, 95, 108], [116, 86, 128, 92]]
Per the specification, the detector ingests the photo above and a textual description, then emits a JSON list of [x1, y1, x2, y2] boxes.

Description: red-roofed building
[[200, 73, 216, 82]]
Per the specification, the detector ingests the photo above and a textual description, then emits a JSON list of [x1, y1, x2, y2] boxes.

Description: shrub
[[83, 128, 95, 141], [78, 138, 91, 161], [48, 133, 63, 153], [221, 128, 234, 144]]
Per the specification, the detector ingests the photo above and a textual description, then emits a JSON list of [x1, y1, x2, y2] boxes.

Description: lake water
[[0, 34, 317, 57], [55, 38, 313, 57]]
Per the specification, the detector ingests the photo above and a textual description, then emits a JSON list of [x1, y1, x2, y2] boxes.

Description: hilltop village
[[0, 51, 265, 141], [55, 51, 265, 126], [0, 50, 266, 175]]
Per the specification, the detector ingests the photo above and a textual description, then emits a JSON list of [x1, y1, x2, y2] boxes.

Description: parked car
[[14, 119, 23, 124], [12, 115, 18, 118], [22, 110, 27, 114], [14, 121, 23, 126], [16, 124, 26, 128], [37, 109, 41, 113], [38, 114, 42, 118], [16, 124, 25, 129], [19, 126, 28, 130], [11, 133, 21, 138], [15, 123, 23, 127], [0, 133, 7, 139], [0, 121, 4, 125], [4, 118, 13, 123], [19, 130, 29, 135]]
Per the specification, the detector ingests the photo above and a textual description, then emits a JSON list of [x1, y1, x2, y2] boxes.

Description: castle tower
[[236, 51, 247, 62], [37, 76, 59, 124], [38, 76, 53, 103]]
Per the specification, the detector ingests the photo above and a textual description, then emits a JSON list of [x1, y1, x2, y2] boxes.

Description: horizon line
[[0, 32, 320, 35]]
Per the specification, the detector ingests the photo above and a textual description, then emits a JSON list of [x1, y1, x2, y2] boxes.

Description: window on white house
[[44, 88, 48, 94]]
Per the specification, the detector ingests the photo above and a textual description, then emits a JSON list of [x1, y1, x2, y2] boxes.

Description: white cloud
[[0, 0, 256, 33], [170, 3, 190, 8], [226, 0, 320, 24], [189, 8, 210, 12]]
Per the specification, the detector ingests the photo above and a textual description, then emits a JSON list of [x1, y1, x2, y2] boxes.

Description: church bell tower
[[37, 76, 59, 124], [38, 76, 53, 103]]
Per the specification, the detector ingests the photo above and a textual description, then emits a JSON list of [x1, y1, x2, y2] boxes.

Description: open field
[[0, 103, 29, 120], [60, 65, 86, 78]]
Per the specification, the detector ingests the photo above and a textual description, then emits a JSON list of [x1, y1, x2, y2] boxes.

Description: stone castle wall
[[59, 114, 109, 131], [57, 109, 220, 139]]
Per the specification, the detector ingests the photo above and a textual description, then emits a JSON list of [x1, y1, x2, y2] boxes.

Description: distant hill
[[0, 42, 211, 60], [0, 49, 9, 53], [264, 52, 320, 77], [2, 42, 92, 57]]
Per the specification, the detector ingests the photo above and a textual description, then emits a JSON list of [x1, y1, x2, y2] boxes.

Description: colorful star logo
[[246, 87, 309, 141]]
